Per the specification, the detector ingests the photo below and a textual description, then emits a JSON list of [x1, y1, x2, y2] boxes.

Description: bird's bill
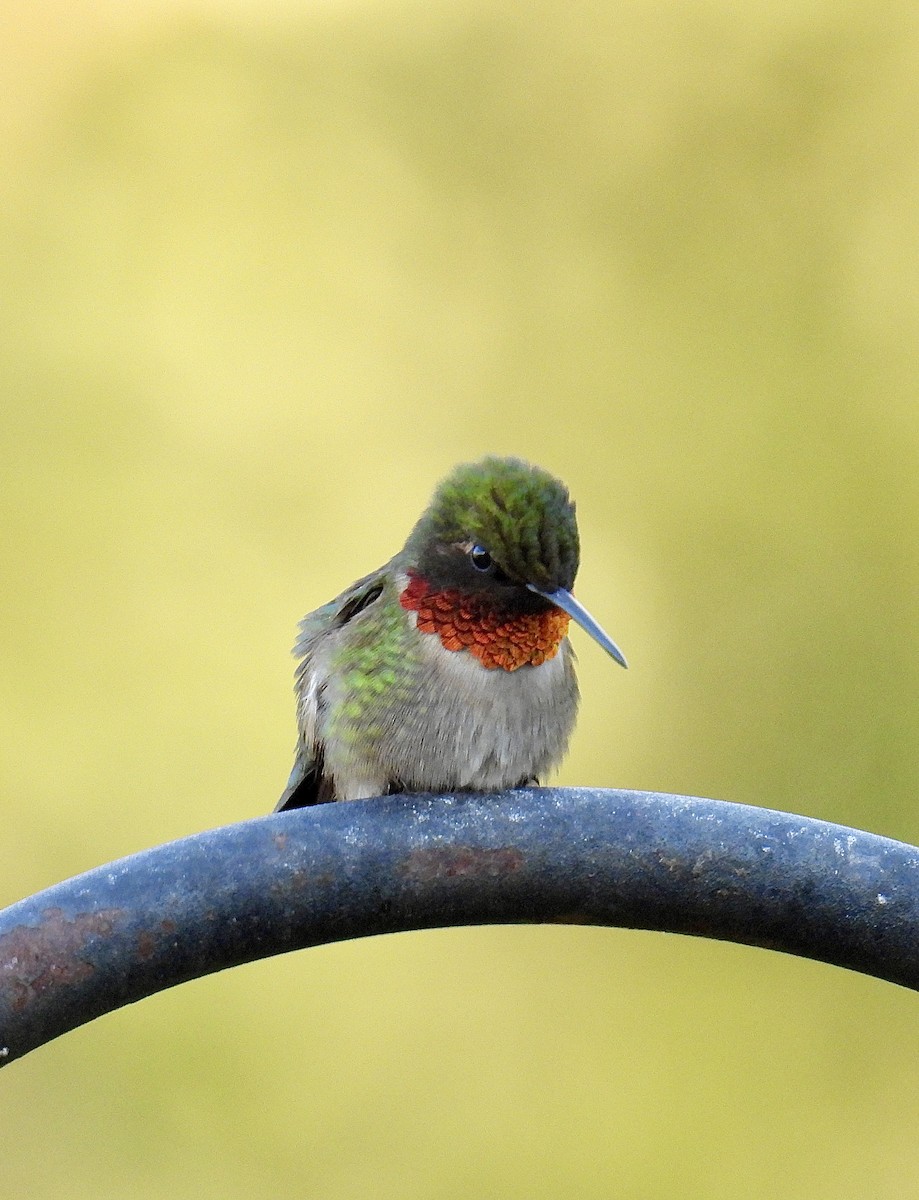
[[527, 584, 628, 668]]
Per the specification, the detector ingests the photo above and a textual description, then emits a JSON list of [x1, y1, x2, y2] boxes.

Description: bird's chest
[[321, 593, 578, 794], [383, 624, 578, 789]]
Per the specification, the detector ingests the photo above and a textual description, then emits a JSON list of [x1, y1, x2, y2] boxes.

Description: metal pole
[[2, 787, 918, 1066]]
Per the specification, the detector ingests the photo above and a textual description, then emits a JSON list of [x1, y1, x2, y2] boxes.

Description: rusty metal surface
[[2, 787, 919, 1066]]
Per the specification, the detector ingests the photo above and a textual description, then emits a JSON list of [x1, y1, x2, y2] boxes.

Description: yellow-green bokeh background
[[3, 2, 919, 1195]]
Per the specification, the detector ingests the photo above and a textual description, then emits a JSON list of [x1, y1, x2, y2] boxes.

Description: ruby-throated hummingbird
[[275, 457, 627, 810]]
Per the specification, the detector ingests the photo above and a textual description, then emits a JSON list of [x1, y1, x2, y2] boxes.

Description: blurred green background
[[3, 1, 919, 1196]]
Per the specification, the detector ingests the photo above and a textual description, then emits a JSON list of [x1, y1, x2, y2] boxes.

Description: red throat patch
[[400, 573, 570, 670]]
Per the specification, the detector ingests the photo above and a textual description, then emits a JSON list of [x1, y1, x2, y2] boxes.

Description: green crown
[[407, 457, 579, 590]]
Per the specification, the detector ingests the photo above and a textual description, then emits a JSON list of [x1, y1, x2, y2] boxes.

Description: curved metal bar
[[2, 788, 918, 1065]]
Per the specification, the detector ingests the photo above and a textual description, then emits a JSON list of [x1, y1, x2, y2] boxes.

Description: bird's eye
[[470, 544, 493, 571]]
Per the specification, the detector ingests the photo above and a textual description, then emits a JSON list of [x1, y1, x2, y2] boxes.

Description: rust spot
[[136, 932, 156, 960], [273, 832, 288, 852], [691, 849, 715, 876], [160, 918, 177, 935], [401, 846, 524, 883], [0, 907, 124, 1014], [280, 868, 334, 892]]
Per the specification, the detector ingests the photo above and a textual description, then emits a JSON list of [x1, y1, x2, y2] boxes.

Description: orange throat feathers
[[400, 573, 570, 671]]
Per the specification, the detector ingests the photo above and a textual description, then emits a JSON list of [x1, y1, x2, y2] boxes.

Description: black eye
[[470, 544, 493, 571]]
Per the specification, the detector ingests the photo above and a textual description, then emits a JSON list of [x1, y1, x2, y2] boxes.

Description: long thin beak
[[527, 584, 628, 668]]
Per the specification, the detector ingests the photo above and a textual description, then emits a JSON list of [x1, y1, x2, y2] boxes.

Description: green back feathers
[[406, 457, 579, 590]]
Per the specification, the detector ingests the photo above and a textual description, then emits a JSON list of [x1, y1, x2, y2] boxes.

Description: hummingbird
[[275, 457, 627, 811]]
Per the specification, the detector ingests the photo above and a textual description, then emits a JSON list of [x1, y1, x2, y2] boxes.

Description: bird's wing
[[274, 567, 390, 811]]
